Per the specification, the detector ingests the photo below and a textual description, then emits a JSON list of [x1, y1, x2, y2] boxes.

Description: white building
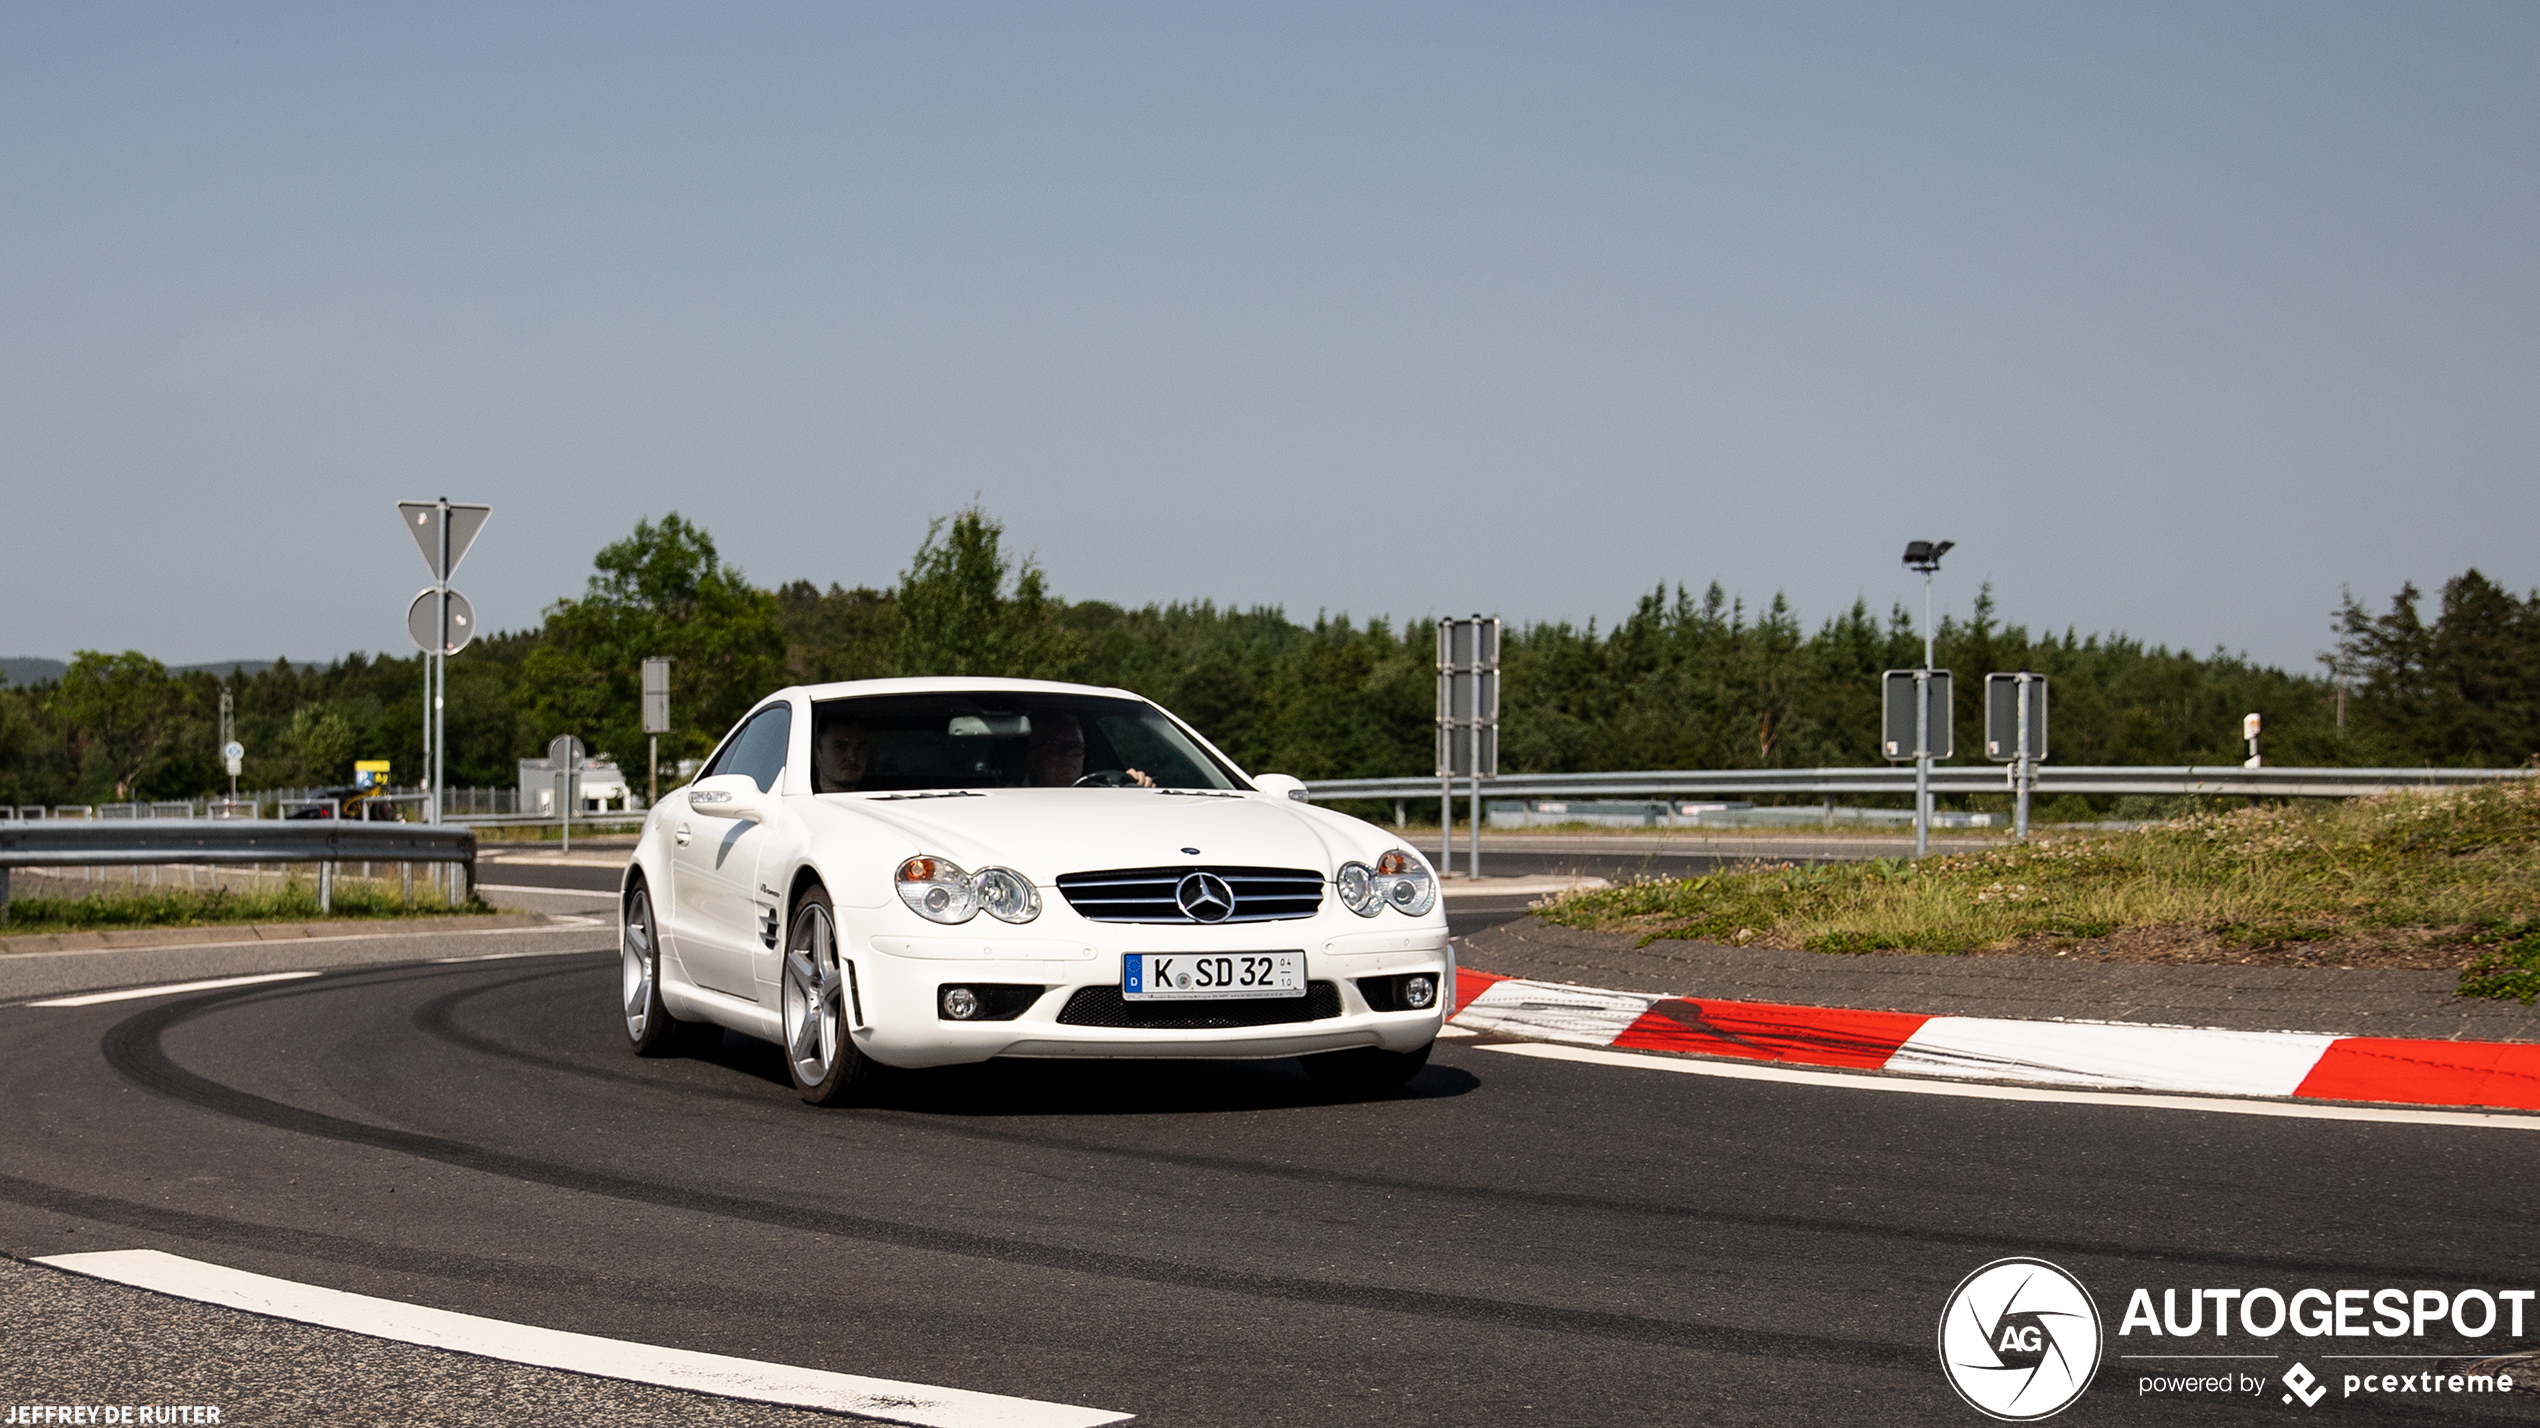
[[517, 756, 634, 814]]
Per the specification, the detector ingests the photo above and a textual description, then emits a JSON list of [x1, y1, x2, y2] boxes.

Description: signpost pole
[[2014, 676, 2033, 841], [1439, 770, 1452, 876], [1436, 619, 1453, 878], [434, 499, 450, 829], [549, 735, 585, 857], [419, 651, 433, 823], [641, 657, 672, 808], [1914, 668, 1931, 859]]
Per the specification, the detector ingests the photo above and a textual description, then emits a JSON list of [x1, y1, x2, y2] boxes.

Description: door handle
[[675, 823, 692, 847]]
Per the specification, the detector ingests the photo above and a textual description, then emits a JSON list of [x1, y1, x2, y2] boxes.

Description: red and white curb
[[1450, 968, 2540, 1114]]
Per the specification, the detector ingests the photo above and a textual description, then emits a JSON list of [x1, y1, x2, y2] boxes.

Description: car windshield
[[808, 692, 1246, 794]]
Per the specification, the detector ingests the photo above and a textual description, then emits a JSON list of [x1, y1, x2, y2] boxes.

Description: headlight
[[895, 856, 1041, 925], [896, 856, 979, 924], [1375, 849, 1436, 916], [973, 866, 1042, 924], [1335, 861, 1382, 917]]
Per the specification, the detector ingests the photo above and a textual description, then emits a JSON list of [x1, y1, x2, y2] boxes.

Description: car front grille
[[1054, 865, 1325, 923], [1056, 981, 1343, 1029]]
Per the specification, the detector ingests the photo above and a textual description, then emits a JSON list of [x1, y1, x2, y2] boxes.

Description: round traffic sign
[[223, 741, 245, 761], [406, 588, 477, 655], [549, 734, 586, 767]]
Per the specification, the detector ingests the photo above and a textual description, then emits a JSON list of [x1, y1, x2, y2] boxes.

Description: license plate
[[1123, 952, 1305, 1000]]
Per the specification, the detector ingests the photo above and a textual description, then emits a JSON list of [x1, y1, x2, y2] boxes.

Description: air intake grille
[[1057, 982, 1343, 1029], [1054, 865, 1325, 923]]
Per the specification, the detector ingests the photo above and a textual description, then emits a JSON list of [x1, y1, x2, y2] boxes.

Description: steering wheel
[[1073, 769, 1132, 788]]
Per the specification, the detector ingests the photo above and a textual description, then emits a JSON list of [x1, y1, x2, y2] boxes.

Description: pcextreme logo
[[1939, 1258, 2104, 1420]]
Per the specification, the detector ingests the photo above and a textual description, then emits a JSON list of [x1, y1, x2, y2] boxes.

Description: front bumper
[[846, 920, 1452, 1068]]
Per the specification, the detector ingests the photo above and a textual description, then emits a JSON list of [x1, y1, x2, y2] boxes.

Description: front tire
[[1302, 1041, 1433, 1091], [782, 887, 877, 1105], [622, 878, 696, 1056]]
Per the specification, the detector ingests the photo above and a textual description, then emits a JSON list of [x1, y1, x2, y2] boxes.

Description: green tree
[[288, 705, 358, 786], [778, 580, 897, 684], [2338, 570, 2540, 766], [893, 508, 1080, 678], [53, 651, 181, 800], [520, 513, 785, 777]]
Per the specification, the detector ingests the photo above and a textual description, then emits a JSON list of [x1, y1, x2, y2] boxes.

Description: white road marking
[[475, 882, 617, 896], [1478, 1041, 2540, 1131], [27, 972, 320, 1007], [430, 946, 613, 964], [5, 918, 596, 960], [36, 1250, 1133, 1428]]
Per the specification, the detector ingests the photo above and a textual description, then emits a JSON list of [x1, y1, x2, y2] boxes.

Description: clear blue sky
[[4, 2, 2533, 674]]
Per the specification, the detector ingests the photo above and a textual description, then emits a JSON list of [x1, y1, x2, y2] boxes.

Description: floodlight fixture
[[1902, 540, 1954, 573]]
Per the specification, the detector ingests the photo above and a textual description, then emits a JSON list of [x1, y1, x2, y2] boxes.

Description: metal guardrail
[[1302, 765, 2537, 803], [0, 819, 477, 919]]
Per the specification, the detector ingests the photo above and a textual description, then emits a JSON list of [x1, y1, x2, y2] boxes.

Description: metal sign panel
[[405, 589, 477, 655], [1927, 670, 1953, 760], [642, 657, 672, 735], [397, 501, 493, 581], [548, 735, 587, 768], [406, 586, 480, 655], [1984, 673, 2049, 761], [1436, 616, 1500, 778], [1881, 669, 1953, 760]]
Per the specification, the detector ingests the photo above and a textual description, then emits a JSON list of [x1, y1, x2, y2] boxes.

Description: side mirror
[[685, 773, 770, 823], [1252, 773, 1309, 803]]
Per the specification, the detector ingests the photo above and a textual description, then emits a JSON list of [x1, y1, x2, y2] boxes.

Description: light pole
[[1903, 539, 1954, 858]]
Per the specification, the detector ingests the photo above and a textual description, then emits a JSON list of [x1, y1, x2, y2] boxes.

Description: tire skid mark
[[0, 1173, 800, 1324], [399, 966, 2497, 1282], [99, 981, 1916, 1368]]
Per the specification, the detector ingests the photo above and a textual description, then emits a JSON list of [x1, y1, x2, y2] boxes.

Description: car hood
[[819, 789, 1352, 882]]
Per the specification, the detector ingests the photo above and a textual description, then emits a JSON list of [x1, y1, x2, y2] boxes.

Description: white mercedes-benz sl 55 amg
[[618, 677, 1451, 1103]]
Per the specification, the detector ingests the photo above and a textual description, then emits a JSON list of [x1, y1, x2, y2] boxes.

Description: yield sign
[[396, 501, 492, 582]]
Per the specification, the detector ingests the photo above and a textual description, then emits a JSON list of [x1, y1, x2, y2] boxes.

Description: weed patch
[[1534, 779, 2540, 996], [1, 883, 490, 934]]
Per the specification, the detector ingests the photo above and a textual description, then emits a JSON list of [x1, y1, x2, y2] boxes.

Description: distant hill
[[0, 656, 288, 687], [0, 657, 66, 687]]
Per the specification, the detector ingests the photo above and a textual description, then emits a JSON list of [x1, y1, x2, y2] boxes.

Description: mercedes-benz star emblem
[[1175, 871, 1236, 923]]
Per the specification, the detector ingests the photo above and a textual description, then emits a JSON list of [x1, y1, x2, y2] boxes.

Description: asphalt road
[[5, 942, 2534, 1425]]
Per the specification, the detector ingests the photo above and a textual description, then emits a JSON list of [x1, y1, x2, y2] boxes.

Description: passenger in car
[[1027, 712, 1153, 788], [813, 718, 869, 793]]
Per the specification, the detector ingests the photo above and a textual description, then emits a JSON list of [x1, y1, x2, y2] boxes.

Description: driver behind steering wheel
[[1027, 711, 1153, 788]]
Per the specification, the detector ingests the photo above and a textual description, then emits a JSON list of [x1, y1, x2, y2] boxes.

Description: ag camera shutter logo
[[1939, 1258, 2103, 1420]]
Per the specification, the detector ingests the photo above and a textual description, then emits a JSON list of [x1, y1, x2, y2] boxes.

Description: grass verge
[[0, 883, 492, 936], [1534, 778, 2540, 1001]]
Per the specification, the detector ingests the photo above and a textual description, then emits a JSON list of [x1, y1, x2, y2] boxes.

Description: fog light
[[942, 986, 982, 1020], [1403, 974, 1437, 1010]]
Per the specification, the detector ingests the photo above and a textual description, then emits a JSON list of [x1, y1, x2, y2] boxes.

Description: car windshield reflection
[[810, 691, 1245, 794]]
